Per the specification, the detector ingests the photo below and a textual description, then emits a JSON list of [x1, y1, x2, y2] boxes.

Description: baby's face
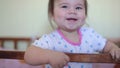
[[52, 0, 86, 31]]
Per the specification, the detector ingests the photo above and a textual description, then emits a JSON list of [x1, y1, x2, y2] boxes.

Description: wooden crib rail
[[0, 37, 120, 64], [0, 50, 120, 64], [0, 50, 24, 59]]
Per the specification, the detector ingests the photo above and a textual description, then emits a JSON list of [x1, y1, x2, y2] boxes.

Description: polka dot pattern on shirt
[[32, 27, 107, 68]]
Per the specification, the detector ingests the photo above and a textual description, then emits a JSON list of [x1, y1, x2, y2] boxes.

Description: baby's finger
[[114, 52, 118, 61], [52, 65, 60, 68], [116, 50, 120, 61], [115, 51, 119, 60], [58, 61, 66, 68], [115, 49, 120, 60], [110, 50, 115, 60], [64, 54, 70, 62]]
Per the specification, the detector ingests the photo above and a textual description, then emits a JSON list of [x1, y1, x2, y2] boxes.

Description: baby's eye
[[76, 7, 82, 10], [61, 5, 68, 8]]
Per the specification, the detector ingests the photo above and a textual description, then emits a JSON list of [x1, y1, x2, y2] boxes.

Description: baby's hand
[[110, 47, 120, 61], [48, 51, 70, 68]]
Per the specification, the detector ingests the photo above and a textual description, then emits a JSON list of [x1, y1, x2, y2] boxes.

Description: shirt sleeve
[[88, 28, 107, 52], [32, 34, 51, 49]]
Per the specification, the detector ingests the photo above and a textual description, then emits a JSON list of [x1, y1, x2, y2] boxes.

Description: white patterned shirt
[[33, 27, 107, 68]]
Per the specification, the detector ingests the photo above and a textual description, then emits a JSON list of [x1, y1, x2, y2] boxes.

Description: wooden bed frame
[[0, 37, 31, 50], [0, 37, 120, 67]]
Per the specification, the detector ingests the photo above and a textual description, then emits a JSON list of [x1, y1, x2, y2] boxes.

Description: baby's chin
[[64, 27, 80, 32]]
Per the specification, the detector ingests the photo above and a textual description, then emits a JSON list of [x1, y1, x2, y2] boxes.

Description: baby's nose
[[68, 8, 77, 14]]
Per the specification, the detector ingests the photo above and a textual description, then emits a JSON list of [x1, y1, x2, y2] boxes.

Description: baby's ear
[[51, 15, 55, 20]]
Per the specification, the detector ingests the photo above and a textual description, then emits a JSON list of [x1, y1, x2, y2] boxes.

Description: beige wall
[[87, 0, 120, 38], [0, 0, 52, 37], [0, 0, 120, 38]]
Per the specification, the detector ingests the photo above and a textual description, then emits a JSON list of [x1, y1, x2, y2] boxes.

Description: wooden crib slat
[[0, 40, 4, 48], [0, 37, 31, 49], [0, 50, 120, 63], [0, 50, 24, 59]]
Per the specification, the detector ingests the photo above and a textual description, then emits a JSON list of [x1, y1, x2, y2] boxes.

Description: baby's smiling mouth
[[66, 18, 78, 22]]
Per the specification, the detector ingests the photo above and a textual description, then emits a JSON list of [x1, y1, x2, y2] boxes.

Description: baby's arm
[[108, 38, 120, 47], [103, 39, 120, 61], [24, 45, 69, 68]]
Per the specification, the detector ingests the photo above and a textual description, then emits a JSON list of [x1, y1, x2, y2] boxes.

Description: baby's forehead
[[54, 0, 85, 5]]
